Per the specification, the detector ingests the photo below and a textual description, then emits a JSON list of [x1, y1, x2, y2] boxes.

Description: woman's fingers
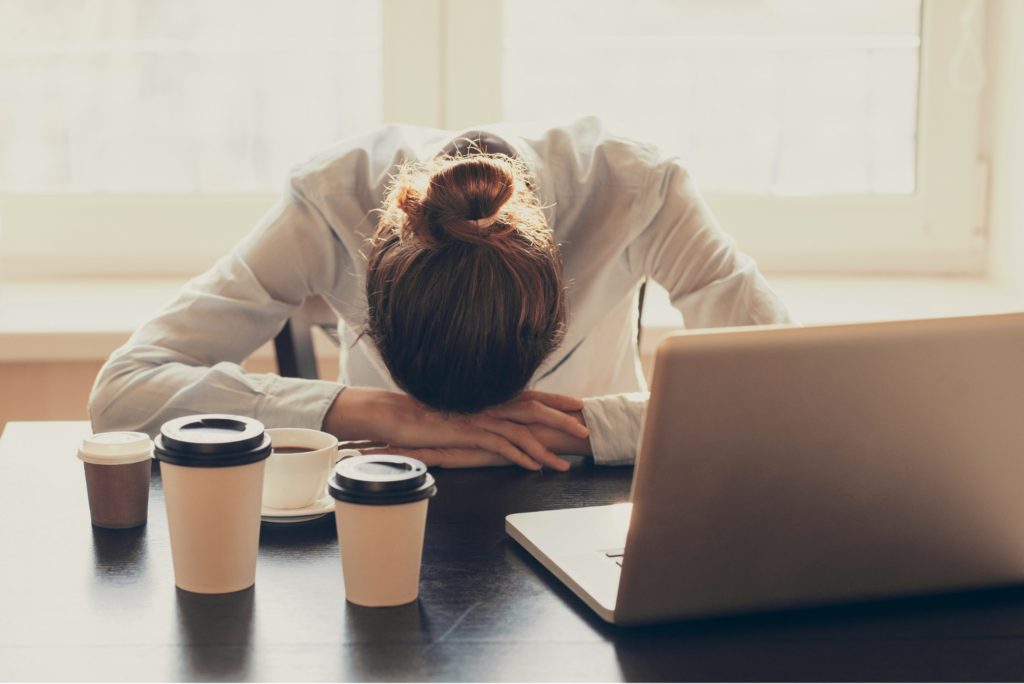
[[383, 391, 573, 471], [459, 425, 545, 471], [388, 406, 540, 469], [421, 448, 514, 468], [473, 416, 571, 471], [485, 399, 590, 439], [515, 390, 584, 412], [357, 444, 515, 469]]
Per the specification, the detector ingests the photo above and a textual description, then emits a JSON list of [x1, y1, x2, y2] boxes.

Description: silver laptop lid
[[616, 313, 1024, 625]]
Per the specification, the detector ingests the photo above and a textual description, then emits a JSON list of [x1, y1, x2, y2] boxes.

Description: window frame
[[0, 0, 989, 280], [703, 0, 988, 275]]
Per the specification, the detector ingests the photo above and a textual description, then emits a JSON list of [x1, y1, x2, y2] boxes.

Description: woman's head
[[366, 153, 566, 414]]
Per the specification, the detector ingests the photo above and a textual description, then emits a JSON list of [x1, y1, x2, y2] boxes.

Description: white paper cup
[[262, 428, 354, 510], [160, 459, 266, 593], [327, 455, 437, 607], [334, 499, 430, 606], [153, 415, 272, 594]]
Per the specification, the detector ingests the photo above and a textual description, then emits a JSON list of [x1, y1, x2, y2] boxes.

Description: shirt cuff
[[253, 375, 345, 432], [581, 392, 649, 466]]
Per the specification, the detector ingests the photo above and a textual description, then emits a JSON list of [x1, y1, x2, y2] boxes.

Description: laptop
[[506, 312, 1024, 625]]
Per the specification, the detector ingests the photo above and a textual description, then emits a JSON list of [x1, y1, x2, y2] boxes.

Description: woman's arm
[[88, 182, 349, 438], [90, 176, 591, 466], [337, 393, 593, 470], [628, 159, 793, 330], [324, 389, 590, 470], [576, 158, 794, 467]]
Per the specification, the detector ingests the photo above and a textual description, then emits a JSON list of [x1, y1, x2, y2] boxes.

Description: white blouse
[[89, 116, 793, 465]]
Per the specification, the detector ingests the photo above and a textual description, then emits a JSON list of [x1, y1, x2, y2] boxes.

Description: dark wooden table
[[3, 421, 1024, 682]]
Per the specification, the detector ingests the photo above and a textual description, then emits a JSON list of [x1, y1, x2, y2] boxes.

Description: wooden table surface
[[3, 421, 1024, 682]]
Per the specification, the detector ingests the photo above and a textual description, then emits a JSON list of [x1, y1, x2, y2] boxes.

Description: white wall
[[986, 0, 1024, 291]]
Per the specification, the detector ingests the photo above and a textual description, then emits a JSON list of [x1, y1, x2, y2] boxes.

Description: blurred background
[[2, 0, 1023, 429]]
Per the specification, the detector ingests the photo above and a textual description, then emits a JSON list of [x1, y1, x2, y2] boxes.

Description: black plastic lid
[[328, 455, 437, 505], [153, 414, 272, 468]]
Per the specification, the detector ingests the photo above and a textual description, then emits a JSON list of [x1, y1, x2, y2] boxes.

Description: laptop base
[[506, 504, 632, 623]]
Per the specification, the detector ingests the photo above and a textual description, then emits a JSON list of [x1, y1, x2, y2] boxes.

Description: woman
[[89, 116, 792, 469]]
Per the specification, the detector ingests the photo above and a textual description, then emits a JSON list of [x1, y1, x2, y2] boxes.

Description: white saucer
[[261, 495, 335, 524]]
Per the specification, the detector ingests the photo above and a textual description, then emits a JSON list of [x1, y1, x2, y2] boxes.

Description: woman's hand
[[322, 388, 590, 471], [342, 442, 515, 469], [523, 409, 592, 456]]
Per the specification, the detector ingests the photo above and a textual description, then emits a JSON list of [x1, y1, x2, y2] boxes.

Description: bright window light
[[0, 0, 383, 194], [503, 0, 921, 195]]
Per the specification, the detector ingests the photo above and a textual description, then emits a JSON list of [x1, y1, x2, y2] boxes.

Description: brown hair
[[366, 153, 566, 414]]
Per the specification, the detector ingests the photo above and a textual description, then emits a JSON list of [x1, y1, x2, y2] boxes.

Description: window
[[0, 0, 382, 277], [504, 0, 921, 196], [0, 0, 990, 279], [1, 0, 381, 193], [501, 0, 987, 274]]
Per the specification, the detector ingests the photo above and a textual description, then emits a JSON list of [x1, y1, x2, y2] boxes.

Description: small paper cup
[[78, 432, 153, 529], [327, 455, 437, 607]]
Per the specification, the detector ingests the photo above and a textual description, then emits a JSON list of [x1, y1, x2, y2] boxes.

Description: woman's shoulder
[[503, 115, 667, 190], [284, 124, 452, 199]]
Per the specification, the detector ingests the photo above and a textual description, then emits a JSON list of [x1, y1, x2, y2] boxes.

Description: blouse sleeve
[[582, 156, 793, 466], [627, 157, 792, 330], [88, 177, 350, 438]]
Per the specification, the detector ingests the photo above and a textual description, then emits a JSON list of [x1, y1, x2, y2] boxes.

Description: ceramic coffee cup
[[328, 455, 437, 607], [261, 428, 359, 510]]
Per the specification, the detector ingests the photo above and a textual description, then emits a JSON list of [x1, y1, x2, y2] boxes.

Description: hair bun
[[379, 152, 551, 253], [420, 156, 518, 245], [386, 155, 534, 248]]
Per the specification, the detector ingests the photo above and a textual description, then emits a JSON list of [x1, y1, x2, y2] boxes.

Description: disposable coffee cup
[[153, 414, 272, 594], [78, 432, 153, 529], [328, 455, 437, 607], [262, 428, 353, 510]]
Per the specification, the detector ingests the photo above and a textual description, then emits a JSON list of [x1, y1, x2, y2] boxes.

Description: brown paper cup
[[83, 459, 151, 529], [161, 459, 266, 594], [334, 498, 429, 607]]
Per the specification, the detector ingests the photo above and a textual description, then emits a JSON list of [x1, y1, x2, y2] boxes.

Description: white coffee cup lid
[[78, 432, 153, 465]]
